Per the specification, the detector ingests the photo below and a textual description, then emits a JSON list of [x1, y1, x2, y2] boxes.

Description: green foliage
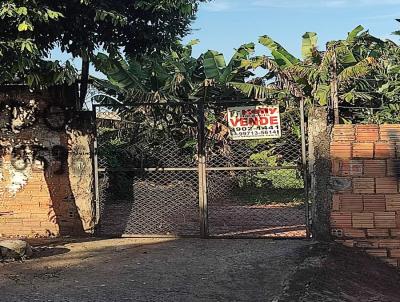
[[232, 186, 304, 205], [354, 104, 400, 124], [93, 40, 257, 104], [302, 32, 318, 61], [97, 128, 131, 169], [228, 82, 279, 99], [239, 150, 304, 190], [203, 50, 227, 79], [0, 0, 205, 91], [93, 19, 400, 126], [239, 25, 385, 110], [314, 84, 330, 106], [347, 25, 365, 44], [93, 42, 199, 105], [259, 35, 299, 68], [203, 43, 255, 83]]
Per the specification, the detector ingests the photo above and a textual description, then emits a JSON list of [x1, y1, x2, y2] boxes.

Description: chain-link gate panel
[[95, 104, 200, 236], [94, 102, 309, 238], [204, 105, 307, 238]]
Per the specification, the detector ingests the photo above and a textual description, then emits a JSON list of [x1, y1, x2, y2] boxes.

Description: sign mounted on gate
[[227, 105, 281, 140]]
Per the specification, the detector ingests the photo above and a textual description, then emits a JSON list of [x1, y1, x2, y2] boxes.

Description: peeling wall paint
[[7, 146, 33, 195], [0, 98, 64, 195], [8, 167, 31, 196], [0, 87, 95, 237]]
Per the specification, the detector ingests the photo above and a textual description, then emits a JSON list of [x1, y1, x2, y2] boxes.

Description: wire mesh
[[336, 106, 400, 125], [206, 119, 302, 168], [207, 170, 306, 238], [95, 104, 199, 236], [96, 105, 198, 170], [95, 103, 307, 238], [204, 104, 306, 238], [98, 171, 199, 236]]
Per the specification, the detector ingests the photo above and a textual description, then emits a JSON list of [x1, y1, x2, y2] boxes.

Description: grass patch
[[232, 187, 305, 205]]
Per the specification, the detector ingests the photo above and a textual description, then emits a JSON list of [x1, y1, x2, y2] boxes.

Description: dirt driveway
[[0, 238, 310, 302]]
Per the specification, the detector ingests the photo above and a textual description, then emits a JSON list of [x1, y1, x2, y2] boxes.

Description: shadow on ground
[[32, 247, 70, 259], [0, 238, 310, 302], [279, 242, 400, 302]]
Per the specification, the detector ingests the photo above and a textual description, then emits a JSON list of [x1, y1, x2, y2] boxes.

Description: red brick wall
[[331, 124, 400, 267], [0, 142, 82, 237], [0, 86, 94, 238]]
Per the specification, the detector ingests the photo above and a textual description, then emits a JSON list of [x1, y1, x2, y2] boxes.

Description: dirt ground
[[100, 203, 306, 238], [0, 238, 310, 302], [279, 243, 400, 302], [2, 239, 400, 302]]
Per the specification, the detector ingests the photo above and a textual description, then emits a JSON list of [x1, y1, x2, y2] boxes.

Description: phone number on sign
[[232, 129, 280, 136]]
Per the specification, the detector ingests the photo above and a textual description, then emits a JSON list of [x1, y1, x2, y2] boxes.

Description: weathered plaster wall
[[0, 86, 94, 237]]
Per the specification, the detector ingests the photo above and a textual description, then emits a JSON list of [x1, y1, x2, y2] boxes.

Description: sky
[[183, 0, 400, 59], [52, 0, 400, 74]]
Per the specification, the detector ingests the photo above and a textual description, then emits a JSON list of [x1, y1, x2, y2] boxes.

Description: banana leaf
[[259, 35, 299, 67], [302, 32, 318, 60]]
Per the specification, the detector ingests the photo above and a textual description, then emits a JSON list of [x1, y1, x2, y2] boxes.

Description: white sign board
[[227, 105, 281, 140]]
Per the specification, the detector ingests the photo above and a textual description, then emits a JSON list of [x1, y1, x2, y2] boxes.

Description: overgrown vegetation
[[92, 21, 400, 125], [2, 2, 400, 201], [92, 21, 400, 201], [0, 0, 205, 104]]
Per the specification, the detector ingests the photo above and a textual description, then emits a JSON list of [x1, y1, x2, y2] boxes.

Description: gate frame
[[92, 100, 311, 239]]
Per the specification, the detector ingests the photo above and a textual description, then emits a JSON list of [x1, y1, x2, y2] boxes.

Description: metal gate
[[93, 101, 309, 238]]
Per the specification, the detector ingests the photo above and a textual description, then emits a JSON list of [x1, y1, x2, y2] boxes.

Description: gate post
[[308, 106, 332, 241], [92, 105, 101, 228], [198, 100, 209, 238], [300, 99, 310, 238]]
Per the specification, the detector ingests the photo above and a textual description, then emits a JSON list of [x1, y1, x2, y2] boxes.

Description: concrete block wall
[[331, 124, 400, 267]]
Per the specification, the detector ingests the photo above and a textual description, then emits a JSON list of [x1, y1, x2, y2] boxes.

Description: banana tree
[[236, 26, 379, 114], [93, 41, 261, 103], [202, 43, 255, 82], [92, 41, 266, 159], [92, 40, 202, 104], [92, 41, 263, 134], [359, 35, 400, 123], [192, 42, 272, 101]]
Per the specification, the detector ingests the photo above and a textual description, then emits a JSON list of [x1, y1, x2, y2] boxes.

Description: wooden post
[[330, 50, 340, 125], [300, 98, 310, 238], [198, 84, 209, 238]]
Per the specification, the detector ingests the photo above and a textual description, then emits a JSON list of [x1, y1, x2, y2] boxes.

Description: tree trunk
[[308, 106, 332, 241], [79, 55, 90, 109], [330, 51, 339, 124]]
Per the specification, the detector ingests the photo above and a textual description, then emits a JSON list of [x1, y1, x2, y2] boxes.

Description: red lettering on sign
[[230, 107, 279, 128], [270, 116, 278, 125], [248, 117, 258, 126], [230, 118, 241, 127], [260, 117, 269, 125], [269, 108, 278, 115]]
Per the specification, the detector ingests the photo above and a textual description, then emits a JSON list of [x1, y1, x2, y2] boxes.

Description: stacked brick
[[0, 158, 60, 237], [0, 87, 93, 238], [331, 124, 400, 267], [0, 153, 82, 237]]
